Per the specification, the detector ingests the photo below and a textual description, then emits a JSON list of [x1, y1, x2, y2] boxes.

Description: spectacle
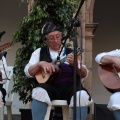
[[46, 33, 62, 41]]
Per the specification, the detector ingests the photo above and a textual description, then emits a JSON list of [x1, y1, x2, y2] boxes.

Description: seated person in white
[[0, 55, 9, 107], [24, 22, 93, 120], [95, 49, 120, 120]]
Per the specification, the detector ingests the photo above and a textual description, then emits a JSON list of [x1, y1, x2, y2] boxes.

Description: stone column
[[27, 0, 34, 13], [85, 23, 98, 120]]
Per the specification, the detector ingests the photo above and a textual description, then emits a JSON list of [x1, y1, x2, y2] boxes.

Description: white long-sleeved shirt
[[0, 56, 8, 107], [0, 56, 8, 84], [24, 47, 89, 79], [95, 49, 120, 110], [95, 49, 120, 64]]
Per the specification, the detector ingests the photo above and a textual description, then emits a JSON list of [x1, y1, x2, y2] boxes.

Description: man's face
[[44, 31, 62, 51]]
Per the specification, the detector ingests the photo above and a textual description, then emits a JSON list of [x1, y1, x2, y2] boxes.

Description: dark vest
[[40, 45, 73, 62], [39, 45, 81, 84]]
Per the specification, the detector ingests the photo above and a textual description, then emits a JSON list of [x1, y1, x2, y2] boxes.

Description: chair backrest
[[3, 66, 14, 102]]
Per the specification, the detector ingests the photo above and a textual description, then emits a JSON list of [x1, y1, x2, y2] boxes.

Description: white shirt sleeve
[[81, 65, 89, 82], [24, 47, 65, 78], [95, 49, 120, 64], [77, 59, 89, 80], [0, 56, 8, 84], [24, 48, 41, 78]]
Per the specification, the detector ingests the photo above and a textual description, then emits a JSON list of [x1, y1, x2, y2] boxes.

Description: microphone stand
[[57, 0, 86, 58], [72, 19, 79, 120], [56, 0, 86, 119]]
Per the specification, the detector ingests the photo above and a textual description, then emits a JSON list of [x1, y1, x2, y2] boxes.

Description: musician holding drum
[[95, 49, 120, 120], [24, 22, 93, 120]]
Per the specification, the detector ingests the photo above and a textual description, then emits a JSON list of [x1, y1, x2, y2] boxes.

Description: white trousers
[[32, 88, 93, 107], [108, 92, 120, 110], [0, 91, 4, 107]]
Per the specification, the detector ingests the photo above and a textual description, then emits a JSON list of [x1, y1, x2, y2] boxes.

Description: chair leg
[[44, 105, 52, 120], [62, 106, 69, 120], [6, 105, 12, 120], [0, 106, 4, 120]]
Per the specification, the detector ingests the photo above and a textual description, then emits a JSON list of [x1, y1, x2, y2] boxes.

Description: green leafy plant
[[12, 0, 79, 104]]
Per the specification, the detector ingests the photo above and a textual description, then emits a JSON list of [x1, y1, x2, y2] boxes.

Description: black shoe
[[52, 113, 63, 120]]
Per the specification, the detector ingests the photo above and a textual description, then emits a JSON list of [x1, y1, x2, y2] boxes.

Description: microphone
[[0, 31, 6, 39]]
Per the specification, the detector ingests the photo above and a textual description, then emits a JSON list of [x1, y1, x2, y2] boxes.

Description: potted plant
[[12, 0, 78, 119]]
